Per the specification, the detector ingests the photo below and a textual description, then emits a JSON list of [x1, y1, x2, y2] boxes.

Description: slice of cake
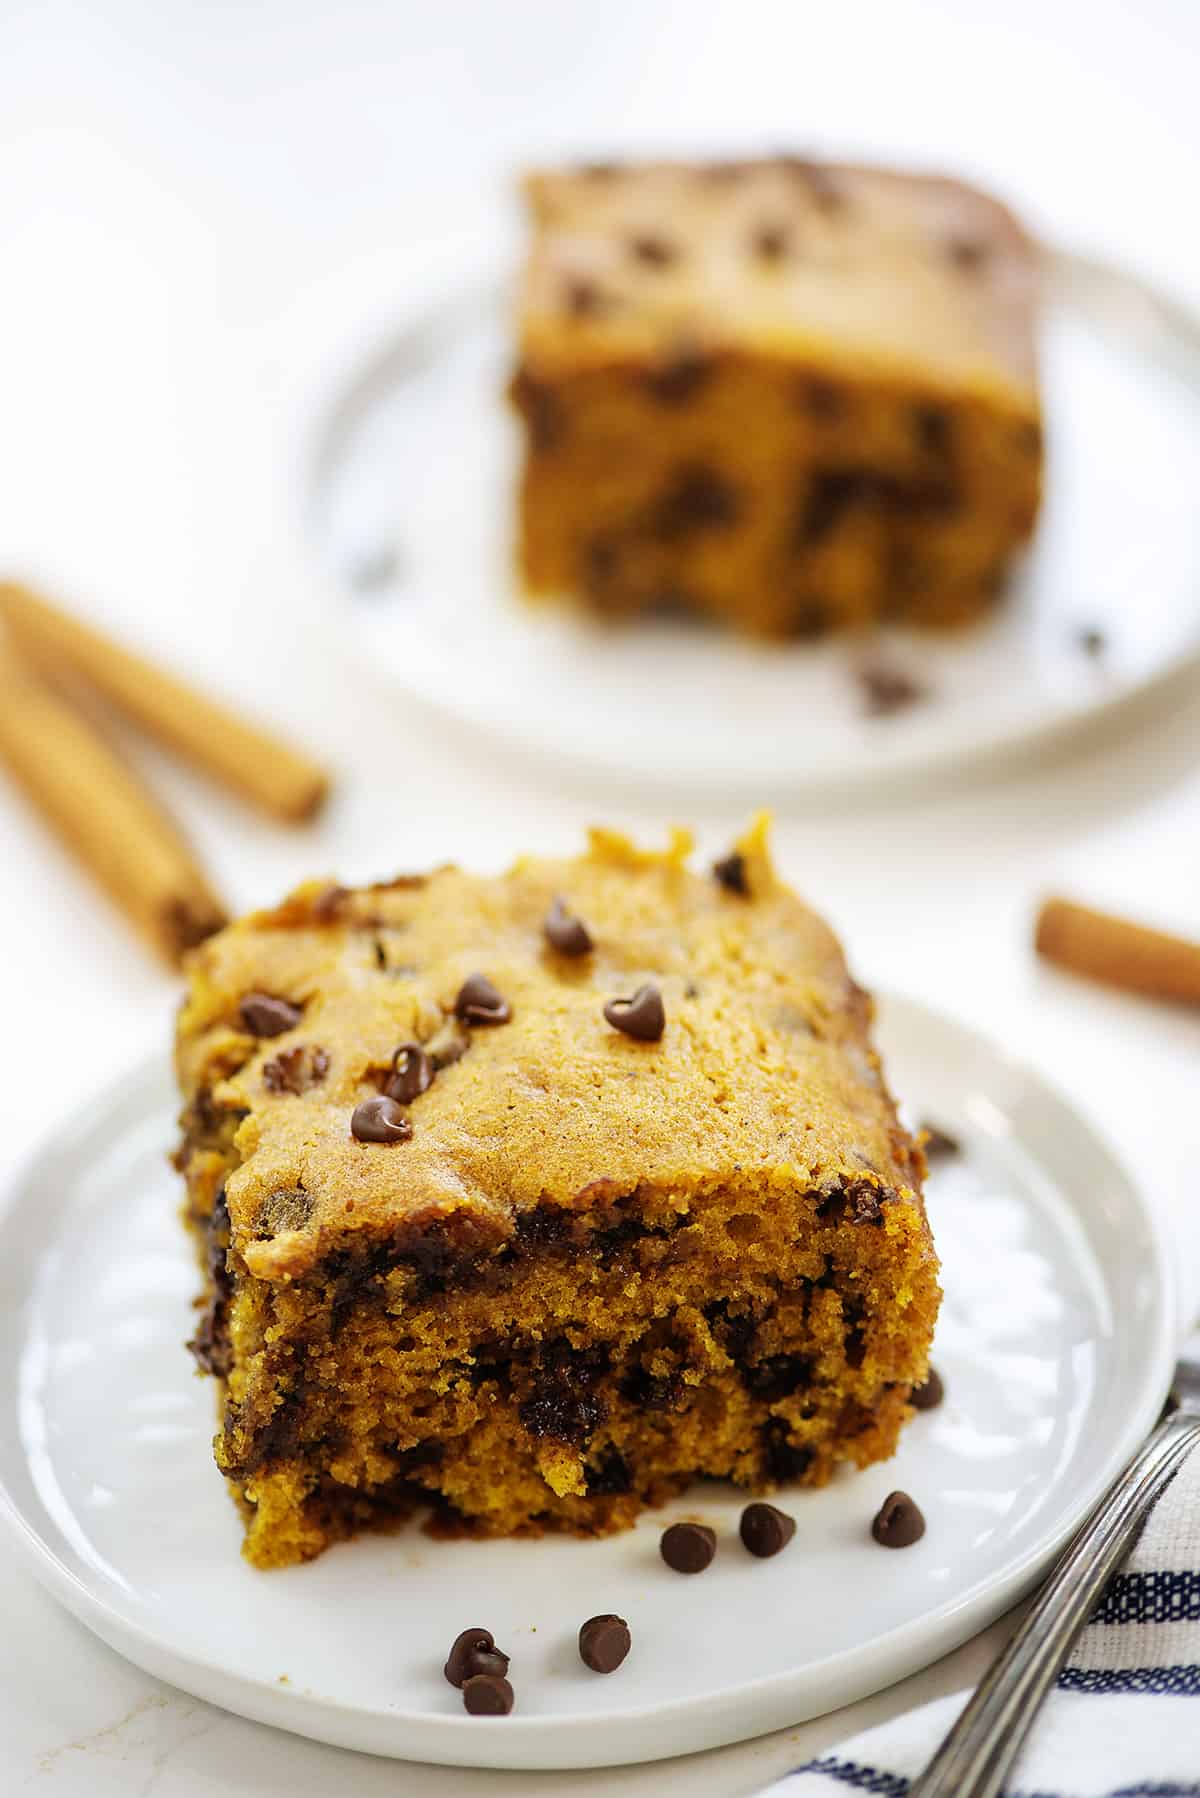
[[509, 156, 1042, 635], [175, 820, 939, 1568]]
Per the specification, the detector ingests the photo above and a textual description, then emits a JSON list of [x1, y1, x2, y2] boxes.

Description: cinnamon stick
[[1034, 896, 1200, 1006], [0, 644, 227, 964], [0, 581, 329, 823]]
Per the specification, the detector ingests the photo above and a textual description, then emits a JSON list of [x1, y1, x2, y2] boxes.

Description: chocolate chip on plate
[[444, 1627, 511, 1688], [350, 1096, 412, 1144], [238, 993, 302, 1037], [660, 1521, 717, 1573], [739, 1502, 796, 1558], [454, 973, 512, 1025], [856, 661, 928, 718], [579, 1613, 631, 1673], [462, 1674, 514, 1715], [387, 1042, 434, 1105], [1077, 625, 1107, 658], [871, 1490, 926, 1548], [564, 275, 605, 318], [910, 1366, 945, 1411], [712, 850, 749, 895], [544, 896, 593, 957], [604, 983, 665, 1042]]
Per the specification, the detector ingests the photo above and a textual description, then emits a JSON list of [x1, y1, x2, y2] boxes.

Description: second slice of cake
[[176, 820, 939, 1567], [510, 156, 1042, 635]]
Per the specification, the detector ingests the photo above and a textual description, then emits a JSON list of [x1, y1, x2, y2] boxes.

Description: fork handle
[[909, 1411, 1200, 1798]]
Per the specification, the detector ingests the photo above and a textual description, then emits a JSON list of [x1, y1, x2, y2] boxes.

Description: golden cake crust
[[517, 158, 1039, 400], [177, 818, 923, 1284]]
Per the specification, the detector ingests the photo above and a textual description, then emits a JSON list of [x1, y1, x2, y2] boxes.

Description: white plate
[[0, 995, 1174, 1770], [303, 244, 1200, 801]]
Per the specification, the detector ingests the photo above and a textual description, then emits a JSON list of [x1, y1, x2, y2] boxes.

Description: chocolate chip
[[712, 850, 748, 896], [462, 1675, 514, 1715], [311, 884, 349, 923], [910, 1366, 945, 1411], [262, 1044, 329, 1095], [350, 1096, 412, 1144], [386, 1042, 434, 1104], [564, 276, 606, 318], [763, 1420, 814, 1482], [644, 347, 714, 406], [238, 993, 302, 1037], [752, 223, 790, 261], [856, 661, 927, 718], [649, 465, 739, 539], [630, 233, 676, 267], [582, 534, 620, 597], [921, 1121, 961, 1159], [797, 469, 877, 545], [739, 1502, 796, 1558], [454, 973, 511, 1025], [544, 896, 593, 957], [660, 1521, 717, 1573], [871, 1489, 926, 1548], [790, 598, 833, 639], [947, 234, 989, 271], [1077, 626, 1107, 658], [579, 1614, 631, 1673], [798, 376, 844, 421], [604, 983, 665, 1042], [444, 1627, 511, 1688], [914, 405, 951, 457]]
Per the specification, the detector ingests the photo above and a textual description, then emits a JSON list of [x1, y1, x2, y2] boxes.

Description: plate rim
[[0, 994, 1178, 1769], [291, 234, 1200, 805]]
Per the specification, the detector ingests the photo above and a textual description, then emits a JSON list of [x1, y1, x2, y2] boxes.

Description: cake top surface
[[176, 819, 924, 1280], [515, 156, 1039, 401]]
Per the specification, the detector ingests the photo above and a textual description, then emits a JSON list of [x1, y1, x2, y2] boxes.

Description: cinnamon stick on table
[[1035, 896, 1200, 1006], [0, 581, 329, 824], [0, 644, 227, 964]]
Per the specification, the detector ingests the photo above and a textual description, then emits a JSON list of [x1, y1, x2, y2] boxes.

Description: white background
[[1, 1, 1199, 1791]]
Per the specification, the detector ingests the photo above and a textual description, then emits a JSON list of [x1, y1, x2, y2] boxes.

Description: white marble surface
[[0, 1, 1198, 1791]]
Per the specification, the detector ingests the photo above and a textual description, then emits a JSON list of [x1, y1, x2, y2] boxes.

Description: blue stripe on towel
[[1089, 1571, 1200, 1626], [793, 1758, 1200, 1796], [1057, 1665, 1200, 1696]]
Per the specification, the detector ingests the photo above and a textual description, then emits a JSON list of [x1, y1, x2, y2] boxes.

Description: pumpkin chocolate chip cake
[[175, 819, 940, 1568], [509, 155, 1042, 635]]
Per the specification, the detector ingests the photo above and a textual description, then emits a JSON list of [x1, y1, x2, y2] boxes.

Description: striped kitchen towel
[[759, 1442, 1200, 1797]]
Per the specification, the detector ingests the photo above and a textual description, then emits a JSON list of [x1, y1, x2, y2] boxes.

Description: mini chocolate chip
[[644, 347, 714, 406], [947, 234, 989, 271], [798, 376, 844, 421], [544, 896, 593, 957], [649, 465, 739, 539], [262, 1044, 330, 1096], [455, 973, 511, 1025], [510, 367, 565, 453], [1077, 626, 1107, 658], [604, 983, 665, 1042], [910, 1366, 945, 1411], [921, 1121, 961, 1159], [311, 884, 349, 923], [579, 1613, 631, 1673], [630, 233, 676, 267], [739, 1502, 796, 1558], [564, 276, 606, 318], [350, 1096, 412, 1144], [238, 993, 302, 1037], [791, 598, 833, 639], [660, 1521, 717, 1574], [462, 1674, 514, 1715], [444, 1627, 511, 1688], [387, 1042, 434, 1104], [752, 223, 790, 261], [871, 1489, 926, 1548], [856, 661, 927, 718], [712, 851, 749, 896], [914, 405, 951, 457]]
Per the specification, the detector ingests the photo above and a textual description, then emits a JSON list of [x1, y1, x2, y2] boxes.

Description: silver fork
[[910, 1329, 1200, 1798]]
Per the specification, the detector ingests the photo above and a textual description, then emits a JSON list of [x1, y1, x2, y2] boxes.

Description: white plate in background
[[0, 995, 1174, 1769], [303, 246, 1200, 800]]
